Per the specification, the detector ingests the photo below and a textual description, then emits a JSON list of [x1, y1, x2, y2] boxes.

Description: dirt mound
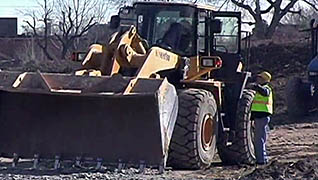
[[249, 42, 311, 75], [248, 42, 313, 125], [240, 157, 318, 180]]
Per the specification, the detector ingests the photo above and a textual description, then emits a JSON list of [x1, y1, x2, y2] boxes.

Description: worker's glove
[[253, 83, 264, 92], [248, 83, 270, 96], [247, 83, 259, 90]]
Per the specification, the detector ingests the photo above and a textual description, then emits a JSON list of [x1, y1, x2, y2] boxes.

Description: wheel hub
[[201, 114, 214, 151]]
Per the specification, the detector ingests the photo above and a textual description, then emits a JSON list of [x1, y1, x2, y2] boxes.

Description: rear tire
[[167, 88, 218, 169], [217, 89, 256, 165], [286, 77, 311, 117]]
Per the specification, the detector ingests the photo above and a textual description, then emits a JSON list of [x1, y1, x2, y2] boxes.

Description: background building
[[0, 18, 17, 37]]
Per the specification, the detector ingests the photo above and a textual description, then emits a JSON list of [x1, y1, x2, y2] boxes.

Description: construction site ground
[[0, 42, 317, 179]]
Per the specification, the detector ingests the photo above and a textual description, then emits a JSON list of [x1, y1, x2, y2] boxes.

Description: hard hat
[[258, 71, 272, 82]]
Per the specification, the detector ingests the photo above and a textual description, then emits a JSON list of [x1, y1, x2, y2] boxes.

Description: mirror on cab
[[71, 52, 87, 62], [119, 6, 133, 15], [211, 19, 222, 33]]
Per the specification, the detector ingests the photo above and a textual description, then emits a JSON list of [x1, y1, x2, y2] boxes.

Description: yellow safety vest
[[251, 84, 273, 114]]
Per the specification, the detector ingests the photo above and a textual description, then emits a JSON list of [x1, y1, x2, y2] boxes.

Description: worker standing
[[251, 71, 274, 165]]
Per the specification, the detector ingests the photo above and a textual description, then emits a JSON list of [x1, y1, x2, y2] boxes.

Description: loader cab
[[114, 2, 244, 81], [133, 2, 242, 73], [133, 3, 241, 51]]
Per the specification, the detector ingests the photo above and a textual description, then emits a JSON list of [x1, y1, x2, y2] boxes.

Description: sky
[[0, 0, 121, 35], [0, 0, 281, 35], [0, 0, 40, 34]]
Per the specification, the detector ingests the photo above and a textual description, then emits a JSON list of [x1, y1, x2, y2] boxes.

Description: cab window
[[214, 16, 239, 53]]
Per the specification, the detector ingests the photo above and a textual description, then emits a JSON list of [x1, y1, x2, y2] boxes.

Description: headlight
[[202, 58, 215, 67], [200, 56, 222, 68]]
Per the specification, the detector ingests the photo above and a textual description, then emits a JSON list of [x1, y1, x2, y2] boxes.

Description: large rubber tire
[[286, 77, 311, 116], [167, 88, 218, 169], [217, 89, 256, 165]]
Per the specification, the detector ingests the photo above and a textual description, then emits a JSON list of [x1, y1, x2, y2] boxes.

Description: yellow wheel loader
[[0, 1, 256, 170]]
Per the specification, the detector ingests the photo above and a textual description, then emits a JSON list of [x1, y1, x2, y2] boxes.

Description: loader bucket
[[0, 71, 178, 168]]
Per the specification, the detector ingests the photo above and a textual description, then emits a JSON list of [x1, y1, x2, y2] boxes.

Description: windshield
[[135, 4, 196, 56]]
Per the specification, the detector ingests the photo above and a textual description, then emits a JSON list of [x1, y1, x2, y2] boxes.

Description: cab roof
[[133, 1, 217, 11]]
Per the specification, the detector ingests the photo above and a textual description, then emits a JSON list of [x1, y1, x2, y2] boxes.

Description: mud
[[240, 157, 318, 180]]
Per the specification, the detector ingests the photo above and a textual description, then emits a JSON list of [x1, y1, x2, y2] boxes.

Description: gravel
[[0, 159, 180, 180]]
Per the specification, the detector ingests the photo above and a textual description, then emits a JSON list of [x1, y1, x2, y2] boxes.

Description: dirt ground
[[0, 42, 317, 179]]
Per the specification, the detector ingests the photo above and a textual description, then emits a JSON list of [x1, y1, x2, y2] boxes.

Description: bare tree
[[53, 0, 99, 59], [229, 0, 318, 39], [53, 0, 129, 59], [23, 0, 133, 60], [283, 6, 318, 28], [24, 0, 54, 60]]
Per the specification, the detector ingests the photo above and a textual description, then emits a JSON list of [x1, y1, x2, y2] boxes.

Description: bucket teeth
[[54, 155, 61, 170], [158, 158, 165, 174], [8, 156, 166, 173], [117, 159, 124, 171], [138, 160, 145, 173], [158, 164, 164, 174], [75, 156, 81, 167], [95, 158, 103, 170], [33, 154, 40, 169], [12, 153, 19, 168]]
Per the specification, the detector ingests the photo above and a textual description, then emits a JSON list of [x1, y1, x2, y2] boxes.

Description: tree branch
[[65, 6, 74, 37], [25, 18, 38, 37], [266, 0, 275, 5], [302, 0, 318, 11], [260, 4, 274, 14], [287, 9, 301, 14], [230, 0, 257, 19], [54, 33, 63, 43], [260, 0, 277, 14], [280, 0, 299, 17]]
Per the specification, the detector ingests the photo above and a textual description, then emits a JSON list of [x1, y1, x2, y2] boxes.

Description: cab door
[[211, 11, 242, 80]]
